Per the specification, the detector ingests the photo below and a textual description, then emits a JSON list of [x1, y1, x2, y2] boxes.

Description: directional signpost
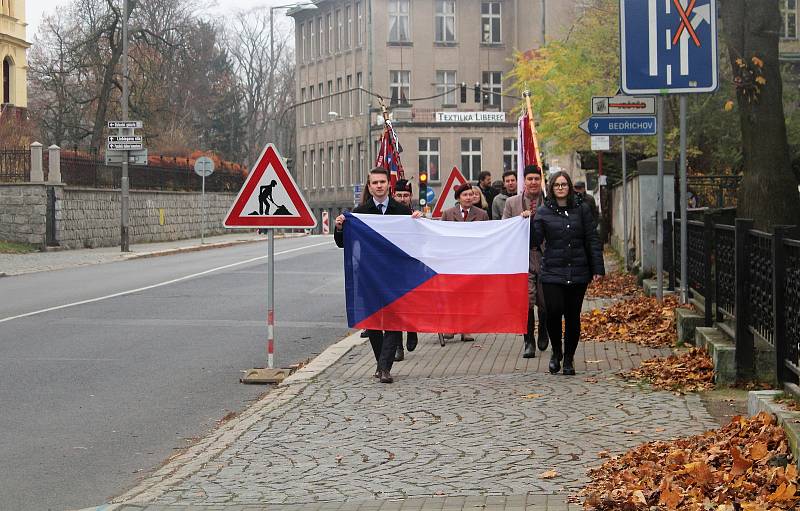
[[620, 0, 719, 303], [194, 156, 215, 244], [592, 95, 656, 115], [579, 116, 657, 136]]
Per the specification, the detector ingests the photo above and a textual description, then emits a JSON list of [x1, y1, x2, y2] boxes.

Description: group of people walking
[[334, 165, 604, 383]]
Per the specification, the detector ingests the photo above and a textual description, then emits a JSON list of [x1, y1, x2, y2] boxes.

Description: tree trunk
[[722, 0, 800, 229]]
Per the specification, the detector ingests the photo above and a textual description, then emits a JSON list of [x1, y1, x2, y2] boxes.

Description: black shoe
[[379, 370, 394, 383], [438, 333, 446, 346], [562, 359, 575, 376], [537, 329, 549, 352], [374, 365, 380, 378], [523, 339, 536, 358], [549, 356, 561, 374], [407, 334, 418, 352], [394, 346, 405, 361], [360, 330, 370, 338]]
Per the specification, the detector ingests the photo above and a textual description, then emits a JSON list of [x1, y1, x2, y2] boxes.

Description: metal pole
[[622, 136, 629, 272], [540, 0, 546, 46], [656, 95, 665, 302], [367, 0, 374, 164], [267, 229, 275, 369], [679, 94, 688, 304], [120, 0, 130, 252], [201, 163, 206, 245]]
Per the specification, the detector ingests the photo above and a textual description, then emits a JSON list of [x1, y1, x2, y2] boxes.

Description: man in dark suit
[[334, 168, 420, 383]]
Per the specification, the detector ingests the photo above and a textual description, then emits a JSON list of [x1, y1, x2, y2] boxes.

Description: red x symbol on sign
[[671, 0, 701, 47]]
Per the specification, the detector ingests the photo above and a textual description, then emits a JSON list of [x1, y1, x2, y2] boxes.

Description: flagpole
[[523, 90, 541, 171]]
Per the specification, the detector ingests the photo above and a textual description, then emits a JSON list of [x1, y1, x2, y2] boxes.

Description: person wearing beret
[[439, 183, 489, 345], [391, 178, 419, 361]]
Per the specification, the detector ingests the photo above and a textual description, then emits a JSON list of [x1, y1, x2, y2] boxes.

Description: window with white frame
[[482, 71, 502, 108], [435, 0, 456, 43], [782, 0, 798, 38], [309, 85, 315, 123], [336, 77, 343, 116], [328, 145, 335, 187], [481, 2, 502, 44], [301, 150, 308, 189], [320, 145, 326, 187], [356, 1, 363, 46], [348, 143, 355, 185], [317, 17, 324, 56], [327, 13, 333, 54], [436, 70, 457, 106], [503, 138, 517, 172], [301, 88, 307, 125], [308, 21, 314, 59], [300, 23, 305, 62], [357, 140, 365, 184], [346, 75, 353, 116], [336, 9, 343, 51], [460, 138, 482, 181], [418, 138, 440, 182], [338, 143, 345, 187], [317, 82, 323, 122], [345, 5, 352, 49], [311, 149, 317, 188], [389, 70, 410, 105], [388, 0, 410, 42], [327, 80, 333, 118], [357, 72, 363, 114]]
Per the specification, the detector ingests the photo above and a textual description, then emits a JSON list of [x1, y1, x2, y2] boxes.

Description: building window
[[311, 149, 317, 189], [481, 2, 502, 44], [338, 143, 345, 187], [309, 85, 316, 123], [348, 143, 355, 185], [356, 1, 364, 46], [357, 140, 365, 184], [308, 21, 314, 59], [418, 139, 440, 182], [346, 74, 353, 116], [336, 77, 343, 116], [301, 150, 308, 189], [317, 17, 324, 56], [300, 23, 305, 62], [327, 13, 334, 54], [461, 138, 482, 181], [482, 71, 502, 108], [320, 146, 326, 187], [436, 70, 457, 106], [389, 70, 410, 105], [301, 88, 307, 126], [357, 72, 363, 114], [326, 80, 333, 119], [336, 9, 343, 51], [388, 0, 410, 42], [503, 138, 518, 172], [782, 0, 798, 38], [345, 5, 352, 49], [328, 145, 335, 187], [435, 0, 456, 43]]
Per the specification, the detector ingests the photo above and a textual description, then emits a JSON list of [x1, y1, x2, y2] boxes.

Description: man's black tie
[[378, 203, 385, 214]]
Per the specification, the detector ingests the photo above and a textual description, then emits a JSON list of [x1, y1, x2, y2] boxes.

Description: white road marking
[[0, 241, 333, 324], [649, 0, 658, 76]]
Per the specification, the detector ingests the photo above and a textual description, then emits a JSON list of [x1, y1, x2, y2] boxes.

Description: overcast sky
[[25, 0, 293, 41]]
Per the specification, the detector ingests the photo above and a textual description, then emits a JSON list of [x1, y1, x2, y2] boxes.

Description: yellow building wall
[[0, 0, 29, 108]]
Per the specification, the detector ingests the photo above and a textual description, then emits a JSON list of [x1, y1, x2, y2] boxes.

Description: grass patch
[[0, 240, 38, 254]]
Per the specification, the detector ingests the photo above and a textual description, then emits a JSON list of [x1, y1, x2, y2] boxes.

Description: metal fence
[[665, 213, 800, 389], [0, 149, 30, 182]]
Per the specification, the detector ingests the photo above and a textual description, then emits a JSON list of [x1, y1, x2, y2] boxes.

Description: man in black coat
[[334, 168, 419, 383]]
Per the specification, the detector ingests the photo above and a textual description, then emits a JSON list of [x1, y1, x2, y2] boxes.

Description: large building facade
[[290, 0, 584, 224], [0, 0, 29, 109]]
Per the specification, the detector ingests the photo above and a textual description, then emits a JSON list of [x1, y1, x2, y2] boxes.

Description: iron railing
[[0, 149, 30, 182]]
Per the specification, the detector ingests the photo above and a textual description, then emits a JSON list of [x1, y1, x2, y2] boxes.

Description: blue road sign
[[579, 116, 657, 136], [620, 0, 718, 94], [426, 187, 435, 204]]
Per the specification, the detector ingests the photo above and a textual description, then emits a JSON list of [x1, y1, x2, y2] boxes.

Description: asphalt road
[[0, 235, 348, 511]]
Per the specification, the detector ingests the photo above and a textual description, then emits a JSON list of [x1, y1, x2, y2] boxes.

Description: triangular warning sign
[[224, 144, 316, 228], [431, 166, 468, 219]]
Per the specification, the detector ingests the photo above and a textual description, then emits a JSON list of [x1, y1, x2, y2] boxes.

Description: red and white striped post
[[267, 229, 275, 369]]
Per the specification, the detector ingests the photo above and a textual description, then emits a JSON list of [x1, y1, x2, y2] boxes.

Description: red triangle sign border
[[224, 144, 317, 228], [431, 166, 468, 219]]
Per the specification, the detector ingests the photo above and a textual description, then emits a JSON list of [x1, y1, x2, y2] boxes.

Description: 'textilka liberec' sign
[[435, 111, 506, 123]]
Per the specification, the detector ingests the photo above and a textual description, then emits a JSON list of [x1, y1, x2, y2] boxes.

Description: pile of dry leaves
[[619, 348, 715, 393], [582, 295, 689, 348], [586, 272, 642, 298], [583, 412, 798, 510]]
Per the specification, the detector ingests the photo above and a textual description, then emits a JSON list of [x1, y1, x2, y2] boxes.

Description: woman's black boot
[[548, 355, 561, 374], [562, 358, 576, 376], [523, 336, 536, 358]]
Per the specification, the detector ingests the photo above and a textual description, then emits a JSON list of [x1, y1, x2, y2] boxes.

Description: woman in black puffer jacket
[[531, 171, 605, 375]]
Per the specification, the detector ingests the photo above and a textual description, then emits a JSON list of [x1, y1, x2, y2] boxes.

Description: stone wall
[[57, 188, 238, 249], [0, 184, 48, 245]]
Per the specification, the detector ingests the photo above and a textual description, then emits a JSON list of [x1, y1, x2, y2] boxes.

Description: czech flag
[[343, 213, 530, 334]]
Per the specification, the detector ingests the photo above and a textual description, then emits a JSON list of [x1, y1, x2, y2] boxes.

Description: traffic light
[[418, 171, 428, 209], [460, 82, 467, 103], [474, 82, 481, 103]]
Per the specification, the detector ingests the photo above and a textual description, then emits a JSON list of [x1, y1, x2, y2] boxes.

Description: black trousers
[[367, 330, 401, 371], [542, 283, 588, 362]]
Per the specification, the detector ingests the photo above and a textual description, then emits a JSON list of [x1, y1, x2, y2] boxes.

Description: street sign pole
[[267, 229, 275, 369], [120, 0, 130, 252], [201, 163, 206, 245], [622, 136, 629, 272], [656, 96, 665, 303], [679, 94, 689, 304]]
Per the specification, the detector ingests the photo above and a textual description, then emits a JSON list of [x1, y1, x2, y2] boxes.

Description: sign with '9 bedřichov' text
[[579, 116, 657, 136]]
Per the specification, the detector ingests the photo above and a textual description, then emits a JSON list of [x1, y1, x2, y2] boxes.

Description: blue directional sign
[[579, 116, 657, 136], [620, 0, 718, 94]]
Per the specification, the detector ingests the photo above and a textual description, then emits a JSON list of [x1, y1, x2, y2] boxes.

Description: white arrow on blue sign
[[620, 0, 718, 94], [579, 116, 657, 136]]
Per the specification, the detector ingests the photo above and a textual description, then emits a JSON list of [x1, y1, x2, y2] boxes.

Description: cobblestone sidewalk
[[105, 330, 718, 511]]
